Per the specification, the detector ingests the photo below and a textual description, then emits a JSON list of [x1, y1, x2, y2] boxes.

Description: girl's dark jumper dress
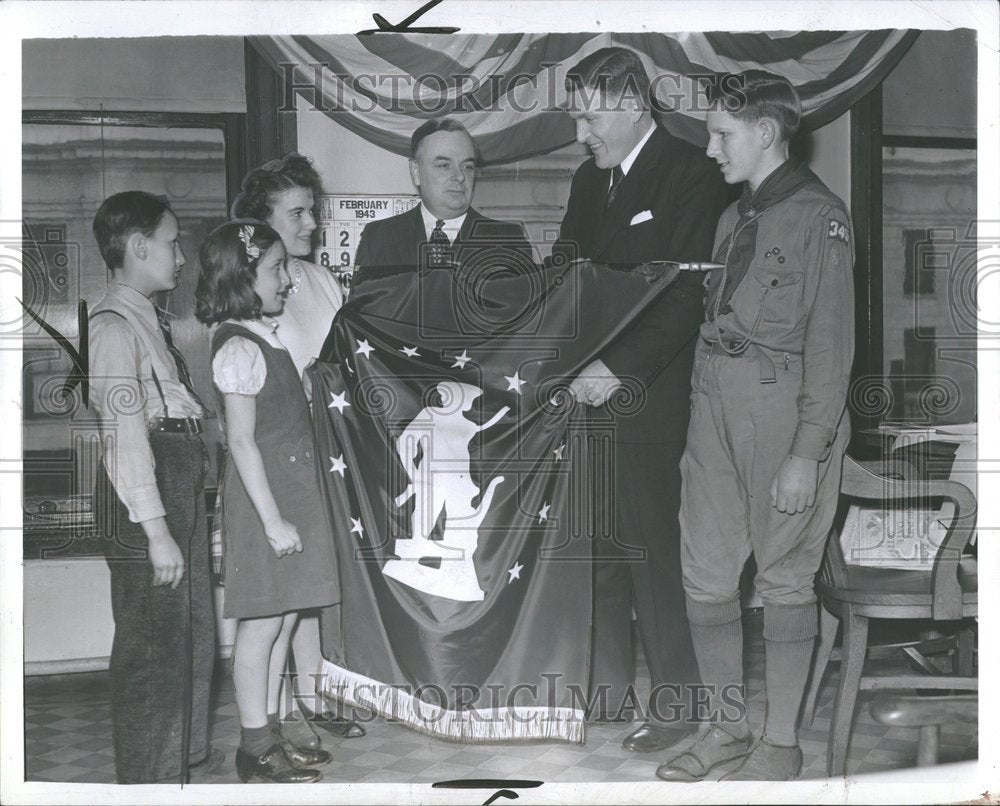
[[212, 322, 340, 618]]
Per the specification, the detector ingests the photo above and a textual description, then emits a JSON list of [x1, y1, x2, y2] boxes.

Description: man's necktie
[[155, 306, 204, 410], [429, 219, 452, 266], [606, 165, 624, 209]]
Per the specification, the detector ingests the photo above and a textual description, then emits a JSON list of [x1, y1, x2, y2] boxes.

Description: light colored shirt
[[211, 317, 285, 396], [419, 203, 467, 243], [618, 123, 657, 179], [89, 280, 202, 524], [278, 259, 344, 379]]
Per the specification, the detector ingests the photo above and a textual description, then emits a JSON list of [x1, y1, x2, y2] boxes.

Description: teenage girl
[[233, 153, 363, 745]]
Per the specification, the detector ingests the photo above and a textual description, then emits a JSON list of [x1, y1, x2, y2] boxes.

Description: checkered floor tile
[[21, 611, 977, 785]]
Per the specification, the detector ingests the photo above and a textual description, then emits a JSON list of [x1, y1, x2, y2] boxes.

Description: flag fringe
[[322, 661, 586, 744]]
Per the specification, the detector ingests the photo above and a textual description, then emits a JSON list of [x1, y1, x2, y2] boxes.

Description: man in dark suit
[[354, 118, 531, 276], [553, 47, 729, 753]]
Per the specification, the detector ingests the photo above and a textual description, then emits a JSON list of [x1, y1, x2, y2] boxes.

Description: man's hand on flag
[[569, 359, 622, 407]]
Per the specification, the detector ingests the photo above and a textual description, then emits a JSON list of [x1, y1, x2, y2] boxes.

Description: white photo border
[[1, 2, 997, 804]]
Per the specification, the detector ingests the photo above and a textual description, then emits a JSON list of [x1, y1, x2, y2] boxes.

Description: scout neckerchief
[[709, 157, 819, 320]]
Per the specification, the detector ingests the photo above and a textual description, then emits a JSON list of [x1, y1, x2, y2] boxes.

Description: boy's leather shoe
[[655, 725, 752, 782], [719, 738, 802, 781]]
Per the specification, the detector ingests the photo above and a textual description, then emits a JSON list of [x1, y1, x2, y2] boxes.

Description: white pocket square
[[630, 210, 653, 226]]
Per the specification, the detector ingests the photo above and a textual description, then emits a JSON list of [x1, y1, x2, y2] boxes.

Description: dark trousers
[[591, 437, 702, 725], [96, 431, 214, 784]]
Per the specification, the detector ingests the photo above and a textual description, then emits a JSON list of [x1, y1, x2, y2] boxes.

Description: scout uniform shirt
[[701, 158, 855, 462]]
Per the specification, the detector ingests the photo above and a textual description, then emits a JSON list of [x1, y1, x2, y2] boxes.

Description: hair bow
[[238, 224, 261, 260]]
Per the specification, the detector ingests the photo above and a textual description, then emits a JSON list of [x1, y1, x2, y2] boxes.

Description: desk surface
[[860, 423, 977, 445]]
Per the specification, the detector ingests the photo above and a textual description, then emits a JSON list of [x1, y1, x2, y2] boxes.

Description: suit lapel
[[455, 207, 482, 246], [408, 205, 427, 264], [451, 207, 485, 271], [593, 127, 670, 260], [573, 171, 608, 256]]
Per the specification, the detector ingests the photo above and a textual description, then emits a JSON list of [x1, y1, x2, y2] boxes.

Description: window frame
[[849, 84, 977, 433], [22, 110, 249, 211], [20, 109, 249, 542]]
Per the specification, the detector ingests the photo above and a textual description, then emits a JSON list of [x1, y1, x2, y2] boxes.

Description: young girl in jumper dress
[[233, 153, 362, 745], [194, 221, 339, 783]]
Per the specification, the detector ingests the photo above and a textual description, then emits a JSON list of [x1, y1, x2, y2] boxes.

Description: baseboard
[[24, 644, 234, 677]]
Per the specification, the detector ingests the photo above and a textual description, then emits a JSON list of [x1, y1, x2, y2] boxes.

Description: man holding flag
[[554, 47, 729, 752], [309, 104, 710, 741]]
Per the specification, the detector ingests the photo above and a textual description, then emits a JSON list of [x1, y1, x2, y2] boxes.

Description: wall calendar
[[314, 194, 420, 276]]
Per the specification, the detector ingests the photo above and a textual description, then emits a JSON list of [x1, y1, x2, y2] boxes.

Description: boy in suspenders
[[89, 191, 216, 784]]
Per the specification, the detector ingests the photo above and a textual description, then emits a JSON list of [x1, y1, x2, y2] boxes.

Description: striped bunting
[[250, 30, 917, 164]]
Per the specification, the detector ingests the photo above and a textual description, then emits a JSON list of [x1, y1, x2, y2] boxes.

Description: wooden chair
[[870, 693, 978, 766], [803, 456, 978, 777]]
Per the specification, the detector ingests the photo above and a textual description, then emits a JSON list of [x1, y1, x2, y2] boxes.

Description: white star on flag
[[553, 443, 566, 461], [538, 503, 550, 523], [451, 349, 472, 369], [328, 391, 351, 413], [507, 562, 523, 583], [355, 339, 374, 359], [505, 371, 526, 394], [350, 517, 365, 539], [329, 455, 347, 476], [400, 345, 420, 357]]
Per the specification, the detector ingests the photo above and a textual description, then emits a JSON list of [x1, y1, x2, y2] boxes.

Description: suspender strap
[[90, 308, 171, 415], [150, 366, 170, 417]]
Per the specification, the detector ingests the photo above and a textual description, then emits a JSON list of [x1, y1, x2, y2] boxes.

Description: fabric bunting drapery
[[250, 30, 918, 164]]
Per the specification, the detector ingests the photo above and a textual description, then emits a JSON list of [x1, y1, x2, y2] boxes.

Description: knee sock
[[240, 723, 275, 757], [685, 596, 748, 738], [763, 602, 818, 747]]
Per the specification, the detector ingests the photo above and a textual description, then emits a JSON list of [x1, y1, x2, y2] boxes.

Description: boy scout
[[658, 71, 854, 782]]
